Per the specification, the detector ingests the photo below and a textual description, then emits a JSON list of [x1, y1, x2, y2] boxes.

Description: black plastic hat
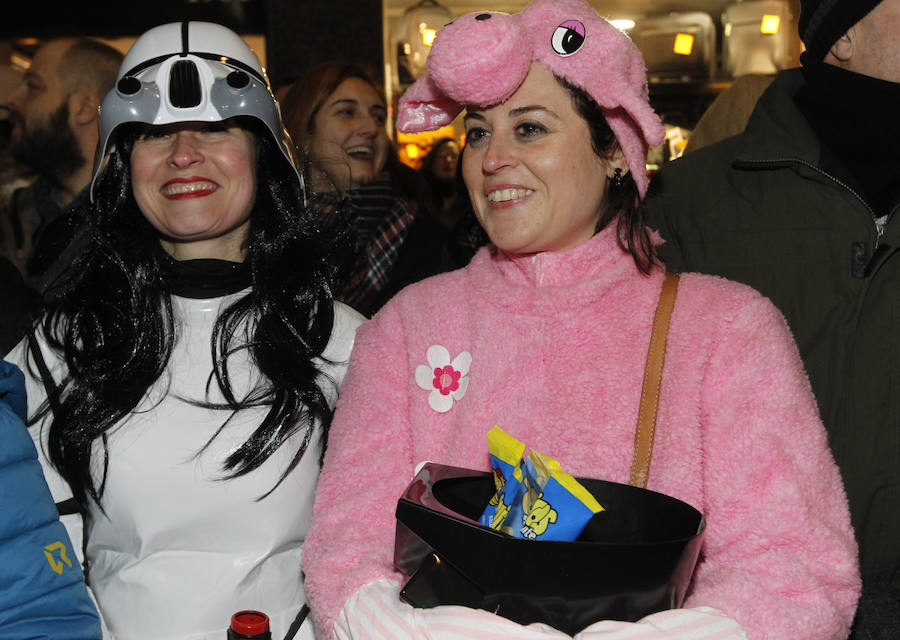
[[395, 462, 705, 635], [798, 0, 882, 63]]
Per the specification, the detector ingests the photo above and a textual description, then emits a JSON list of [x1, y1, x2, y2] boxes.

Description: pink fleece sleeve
[[684, 291, 860, 639], [302, 305, 417, 638]]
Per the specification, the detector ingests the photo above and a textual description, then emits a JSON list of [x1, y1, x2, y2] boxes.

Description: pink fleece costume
[[305, 0, 858, 636], [303, 225, 860, 639]]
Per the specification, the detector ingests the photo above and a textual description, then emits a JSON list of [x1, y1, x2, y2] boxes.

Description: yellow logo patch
[[44, 541, 73, 575]]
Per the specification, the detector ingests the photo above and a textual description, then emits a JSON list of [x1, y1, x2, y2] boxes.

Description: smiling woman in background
[[8, 22, 363, 639], [281, 64, 449, 316], [283, 65, 390, 193]]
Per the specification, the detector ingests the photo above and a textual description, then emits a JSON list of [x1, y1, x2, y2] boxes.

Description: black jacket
[[647, 68, 900, 589]]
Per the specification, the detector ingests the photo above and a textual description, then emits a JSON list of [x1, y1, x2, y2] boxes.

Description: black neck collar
[[795, 63, 900, 216], [162, 255, 251, 298]]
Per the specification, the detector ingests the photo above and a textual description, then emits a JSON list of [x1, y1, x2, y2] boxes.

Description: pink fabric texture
[[396, 0, 666, 196], [303, 225, 860, 640]]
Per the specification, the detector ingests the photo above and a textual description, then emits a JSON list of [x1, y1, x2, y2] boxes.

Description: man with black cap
[[647, 1, 900, 636]]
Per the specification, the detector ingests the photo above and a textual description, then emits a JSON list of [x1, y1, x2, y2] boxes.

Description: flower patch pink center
[[433, 366, 462, 395]]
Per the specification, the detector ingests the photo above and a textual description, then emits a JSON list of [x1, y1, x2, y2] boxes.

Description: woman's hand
[[332, 579, 747, 640], [575, 607, 747, 639], [333, 578, 569, 639]]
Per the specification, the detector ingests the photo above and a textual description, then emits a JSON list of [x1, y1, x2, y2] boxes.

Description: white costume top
[[10, 293, 365, 640]]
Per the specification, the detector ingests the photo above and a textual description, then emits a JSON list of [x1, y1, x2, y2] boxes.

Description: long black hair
[[560, 77, 657, 274], [27, 117, 337, 508]]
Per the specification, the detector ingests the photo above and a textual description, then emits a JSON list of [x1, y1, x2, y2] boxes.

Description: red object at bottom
[[228, 610, 272, 639]]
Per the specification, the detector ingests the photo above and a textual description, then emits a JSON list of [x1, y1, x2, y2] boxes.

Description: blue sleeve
[[0, 359, 102, 640]]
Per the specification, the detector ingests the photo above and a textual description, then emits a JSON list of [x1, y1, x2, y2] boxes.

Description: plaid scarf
[[330, 175, 416, 316]]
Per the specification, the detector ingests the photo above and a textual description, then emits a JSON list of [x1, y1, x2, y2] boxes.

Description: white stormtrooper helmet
[[92, 21, 300, 200]]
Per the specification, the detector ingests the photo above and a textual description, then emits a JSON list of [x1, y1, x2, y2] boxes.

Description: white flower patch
[[414, 345, 472, 413]]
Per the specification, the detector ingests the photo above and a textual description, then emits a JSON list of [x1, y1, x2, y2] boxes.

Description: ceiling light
[[421, 28, 438, 46], [760, 15, 780, 34], [673, 33, 694, 56]]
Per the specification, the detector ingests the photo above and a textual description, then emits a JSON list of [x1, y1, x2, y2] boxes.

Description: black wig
[[27, 118, 337, 509]]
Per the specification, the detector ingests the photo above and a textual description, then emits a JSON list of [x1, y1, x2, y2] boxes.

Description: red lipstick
[[161, 177, 218, 200]]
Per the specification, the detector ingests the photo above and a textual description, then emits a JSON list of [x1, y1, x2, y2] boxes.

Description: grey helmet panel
[[91, 21, 301, 201]]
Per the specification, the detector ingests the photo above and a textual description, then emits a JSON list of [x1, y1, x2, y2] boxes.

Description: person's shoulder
[[0, 359, 25, 401], [676, 271, 786, 325], [394, 262, 471, 300], [679, 270, 767, 299], [0, 359, 53, 525], [331, 301, 367, 340], [334, 300, 366, 324], [366, 264, 473, 331], [318, 302, 367, 370], [655, 71, 802, 183], [11, 176, 41, 201], [0, 360, 32, 467], [661, 133, 745, 178], [648, 137, 744, 212]]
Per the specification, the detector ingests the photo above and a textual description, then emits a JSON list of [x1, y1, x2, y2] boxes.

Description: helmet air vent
[[169, 60, 202, 108], [226, 70, 250, 90], [117, 77, 142, 97]]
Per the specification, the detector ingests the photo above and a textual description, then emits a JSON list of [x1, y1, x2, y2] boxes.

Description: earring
[[610, 168, 626, 188]]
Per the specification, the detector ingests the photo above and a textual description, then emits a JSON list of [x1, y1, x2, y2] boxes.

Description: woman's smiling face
[[462, 62, 625, 255], [130, 119, 257, 261], [311, 77, 390, 187]]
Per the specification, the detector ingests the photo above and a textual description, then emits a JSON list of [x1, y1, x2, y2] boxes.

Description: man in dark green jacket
[[646, 0, 900, 636]]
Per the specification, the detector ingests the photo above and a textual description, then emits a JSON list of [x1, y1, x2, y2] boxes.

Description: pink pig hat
[[397, 0, 666, 197]]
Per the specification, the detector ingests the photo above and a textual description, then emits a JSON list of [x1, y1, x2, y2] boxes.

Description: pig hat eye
[[551, 20, 585, 56]]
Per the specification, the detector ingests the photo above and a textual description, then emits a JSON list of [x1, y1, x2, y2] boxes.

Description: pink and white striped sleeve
[[576, 608, 747, 639], [331, 579, 747, 640]]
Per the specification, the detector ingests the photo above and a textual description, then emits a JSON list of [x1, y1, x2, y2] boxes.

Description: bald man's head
[[55, 38, 123, 99], [4, 38, 122, 187]]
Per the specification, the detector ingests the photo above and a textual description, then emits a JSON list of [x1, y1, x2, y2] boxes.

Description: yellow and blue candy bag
[[479, 426, 527, 535], [520, 449, 559, 518], [518, 449, 604, 541]]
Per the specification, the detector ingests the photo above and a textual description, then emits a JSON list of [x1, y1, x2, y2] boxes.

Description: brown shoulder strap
[[629, 271, 680, 488]]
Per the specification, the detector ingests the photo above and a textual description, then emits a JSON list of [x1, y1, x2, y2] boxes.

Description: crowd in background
[[0, 0, 898, 637]]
